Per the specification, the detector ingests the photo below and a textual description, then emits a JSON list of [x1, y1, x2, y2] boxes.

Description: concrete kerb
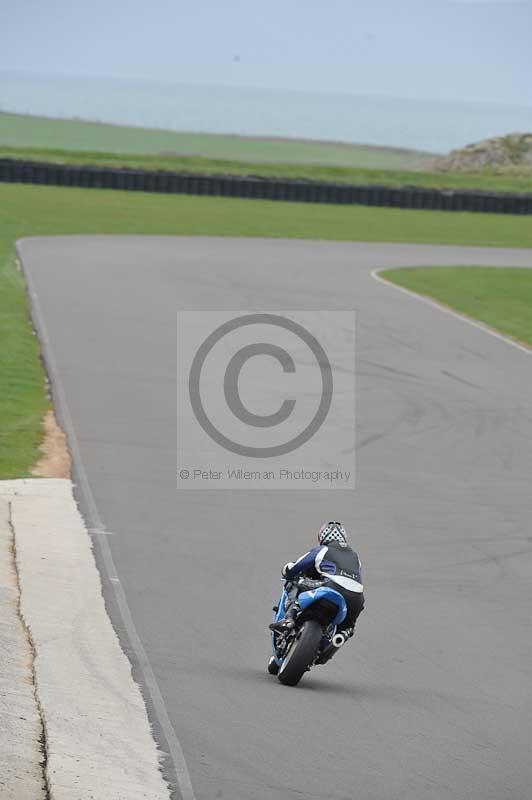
[[0, 479, 171, 800], [0, 494, 45, 799]]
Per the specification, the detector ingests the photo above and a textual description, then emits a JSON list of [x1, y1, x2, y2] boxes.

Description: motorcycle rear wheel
[[278, 620, 322, 686]]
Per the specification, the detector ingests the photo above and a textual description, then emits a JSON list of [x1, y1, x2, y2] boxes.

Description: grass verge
[[1, 182, 532, 477], [0, 111, 432, 169], [2, 145, 532, 194], [380, 267, 532, 347]]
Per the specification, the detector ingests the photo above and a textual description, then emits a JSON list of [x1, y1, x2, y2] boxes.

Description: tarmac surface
[[19, 236, 532, 800]]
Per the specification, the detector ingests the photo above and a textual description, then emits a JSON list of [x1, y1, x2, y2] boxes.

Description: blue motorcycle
[[268, 576, 351, 686]]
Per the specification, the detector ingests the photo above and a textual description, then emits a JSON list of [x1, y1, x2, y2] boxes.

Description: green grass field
[[1, 182, 532, 477], [2, 112, 532, 193], [380, 267, 532, 347], [0, 111, 431, 169], [3, 145, 532, 194]]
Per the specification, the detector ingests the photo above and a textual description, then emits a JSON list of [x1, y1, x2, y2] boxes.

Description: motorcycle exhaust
[[332, 632, 348, 648]]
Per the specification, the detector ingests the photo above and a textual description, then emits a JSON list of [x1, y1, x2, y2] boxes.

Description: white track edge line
[[371, 267, 532, 358], [17, 243, 196, 800]]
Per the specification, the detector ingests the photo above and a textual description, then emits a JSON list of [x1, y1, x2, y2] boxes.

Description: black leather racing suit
[[283, 541, 365, 632]]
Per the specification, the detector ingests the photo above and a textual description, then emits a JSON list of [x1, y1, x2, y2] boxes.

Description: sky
[[2, 0, 531, 107]]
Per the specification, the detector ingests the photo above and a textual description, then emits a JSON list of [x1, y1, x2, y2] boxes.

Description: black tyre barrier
[[1, 158, 531, 215]]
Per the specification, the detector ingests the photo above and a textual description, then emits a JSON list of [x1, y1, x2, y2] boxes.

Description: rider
[[269, 522, 364, 658]]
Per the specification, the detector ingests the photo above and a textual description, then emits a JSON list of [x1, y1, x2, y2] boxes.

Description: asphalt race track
[[19, 236, 532, 800]]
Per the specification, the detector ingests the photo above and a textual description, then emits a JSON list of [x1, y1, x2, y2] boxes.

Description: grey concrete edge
[[16, 239, 195, 800], [0, 493, 46, 800], [0, 479, 171, 800]]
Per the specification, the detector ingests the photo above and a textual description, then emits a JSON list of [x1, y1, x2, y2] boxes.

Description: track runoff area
[[19, 236, 532, 800]]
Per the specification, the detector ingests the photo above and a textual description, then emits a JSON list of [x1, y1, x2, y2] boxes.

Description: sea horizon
[[2, 69, 532, 154]]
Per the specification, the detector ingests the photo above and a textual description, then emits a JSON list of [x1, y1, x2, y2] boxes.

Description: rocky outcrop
[[434, 133, 532, 172]]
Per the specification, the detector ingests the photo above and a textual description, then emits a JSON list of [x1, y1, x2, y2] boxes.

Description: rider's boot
[[269, 603, 299, 633]]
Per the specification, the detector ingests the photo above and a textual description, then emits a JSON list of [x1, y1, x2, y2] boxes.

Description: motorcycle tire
[[278, 620, 322, 686]]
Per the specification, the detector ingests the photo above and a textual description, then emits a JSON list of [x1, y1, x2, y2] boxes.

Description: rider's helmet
[[318, 521, 348, 546]]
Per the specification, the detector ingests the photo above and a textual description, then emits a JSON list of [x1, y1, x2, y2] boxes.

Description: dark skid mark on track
[[441, 369, 483, 390], [358, 358, 422, 381]]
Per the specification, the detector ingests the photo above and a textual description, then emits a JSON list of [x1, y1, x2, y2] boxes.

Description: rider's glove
[[282, 562, 295, 578]]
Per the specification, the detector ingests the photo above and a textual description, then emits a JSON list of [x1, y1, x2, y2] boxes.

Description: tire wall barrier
[[1, 158, 531, 215]]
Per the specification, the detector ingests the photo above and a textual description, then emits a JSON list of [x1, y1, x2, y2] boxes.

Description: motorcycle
[[268, 576, 351, 686]]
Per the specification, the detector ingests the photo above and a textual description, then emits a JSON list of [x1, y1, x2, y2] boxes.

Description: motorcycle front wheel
[[278, 620, 322, 686]]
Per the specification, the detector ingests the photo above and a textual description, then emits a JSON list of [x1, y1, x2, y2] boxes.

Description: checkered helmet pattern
[[318, 521, 347, 545]]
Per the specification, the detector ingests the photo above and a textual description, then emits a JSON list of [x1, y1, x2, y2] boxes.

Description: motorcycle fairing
[[297, 586, 347, 627]]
